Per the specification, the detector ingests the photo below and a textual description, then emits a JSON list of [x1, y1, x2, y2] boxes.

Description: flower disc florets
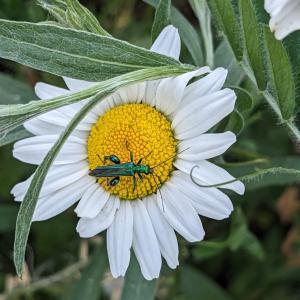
[[88, 103, 177, 200]]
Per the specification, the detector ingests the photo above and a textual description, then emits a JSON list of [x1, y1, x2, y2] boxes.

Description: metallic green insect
[[89, 150, 154, 190]]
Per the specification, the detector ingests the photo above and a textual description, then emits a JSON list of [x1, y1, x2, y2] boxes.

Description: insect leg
[[109, 177, 120, 187], [138, 173, 143, 181], [104, 155, 121, 164], [132, 174, 137, 191]]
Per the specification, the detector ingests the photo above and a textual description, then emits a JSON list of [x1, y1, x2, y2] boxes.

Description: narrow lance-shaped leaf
[[214, 40, 244, 85], [121, 255, 157, 300], [263, 26, 296, 120], [151, 0, 171, 42], [0, 127, 31, 147], [65, 0, 110, 36], [14, 91, 109, 277], [189, 0, 214, 67], [144, 0, 204, 66], [0, 19, 180, 82], [224, 156, 300, 190], [239, 0, 267, 90], [191, 166, 300, 190], [13, 65, 194, 277], [0, 65, 193, 137], [38, 0, 110, 36], [207, 0, 243, 61]]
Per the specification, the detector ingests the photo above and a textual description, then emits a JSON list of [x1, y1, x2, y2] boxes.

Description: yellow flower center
[[87, 103, 177, 200]]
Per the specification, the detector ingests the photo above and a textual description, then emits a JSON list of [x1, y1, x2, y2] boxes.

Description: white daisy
[[11, 25, 244, 280], [265, 0, 300, 39]]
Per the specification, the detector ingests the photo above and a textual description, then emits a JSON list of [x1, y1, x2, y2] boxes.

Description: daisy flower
[[11, 25, 244, 280], [265, 0, 300, 40]]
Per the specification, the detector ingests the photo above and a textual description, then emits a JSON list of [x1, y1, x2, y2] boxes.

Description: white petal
[[37, 109, 91, 131], [159, 183, 205, 242], [11, 174, 34, 202], [75, 184, 110, 218], [23, 118, 88, 140], [170, 171, 233, 220], [173, 88, 236, 139], [13, 135, 86, 165], [265, 0, 300, 39], [174, 159, 245, 195], [12, 162, 90, 202], [155, 67, 210, 115], [63, 77, 96, 91], [40, 162, 90, 197], [115, 82, 146, 104], [178, 67, 228, 110], [32, 176, 95, 221], [143, 80, 160, 107], [35, 82, 70, 99], [145, 195, 179, 269], [107, 201, 133, 278], [132, 200, 161, 280], [151, 25, 181, 59], [178, 132, 236, 161], [77, 196, 120, 238]]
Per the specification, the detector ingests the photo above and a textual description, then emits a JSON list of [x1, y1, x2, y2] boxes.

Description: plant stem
[[285, 120, 300, 144], [2, 261, 87, 300]]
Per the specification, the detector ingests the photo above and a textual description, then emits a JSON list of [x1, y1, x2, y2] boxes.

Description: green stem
[[285, 120, 300, 144]]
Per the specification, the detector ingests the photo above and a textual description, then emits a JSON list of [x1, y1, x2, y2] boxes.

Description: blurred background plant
[[1, 0, 300, 299]]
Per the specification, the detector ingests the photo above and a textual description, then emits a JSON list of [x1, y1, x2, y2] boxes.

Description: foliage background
[[0, 0, 300, 299]]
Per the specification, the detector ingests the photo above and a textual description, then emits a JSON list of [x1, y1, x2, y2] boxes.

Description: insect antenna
[[97, 154, 105, 164], [137, 150, 153, 165], [150, 173, 165, 212], [150, 147, 190, 170]]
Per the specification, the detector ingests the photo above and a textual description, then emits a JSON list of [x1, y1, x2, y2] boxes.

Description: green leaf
[[263, 26, 296, 120], [65, 0, 110, 36], [230, 86, 254, 113], [151, 0, 171, 42], [242, 231, 265, 260], [38, 0, 110, 36], [0, 19, 181, 82], [207, 0, 243, 61], [239, 0, 267, 90], [228, 208, 264, 260], [222, 156, 300, 189], [144, 0, 204, 66], [0, 127, 31, 147], [180, 266, 233, 300], [189, 0, 214, 67], [214, 40, 244, 85], [0, 65, 193, 137], [13, 65, 193, 277], [14, 93, 104, 277], [193, 208, 264, 261], [0, 204, 18, 232], [0, 73, 35, 104], [67, 243, 108, 300], [225, 110, 245, 135], [193, 241, 227, 260], [121, 255, 157, 300]]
